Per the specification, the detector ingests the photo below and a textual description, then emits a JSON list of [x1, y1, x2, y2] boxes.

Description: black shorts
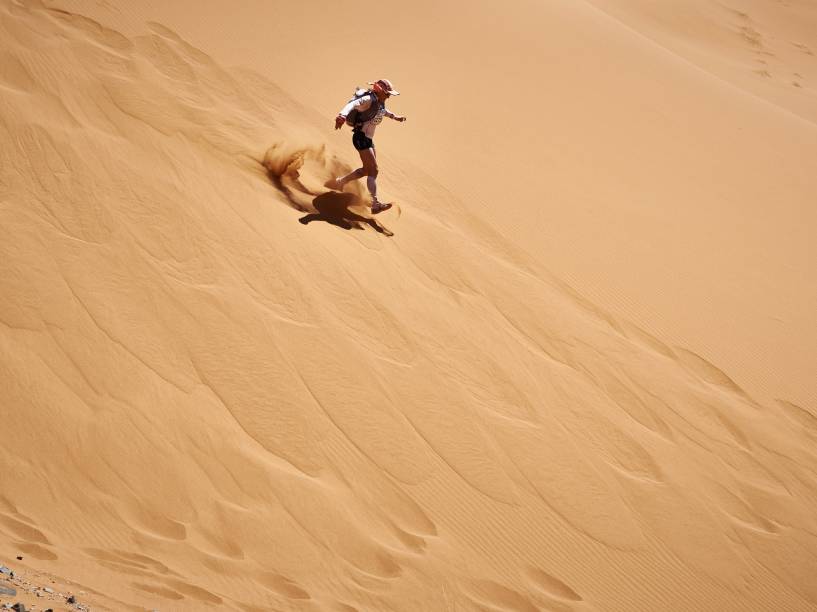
[[352, 130, 374, 151]]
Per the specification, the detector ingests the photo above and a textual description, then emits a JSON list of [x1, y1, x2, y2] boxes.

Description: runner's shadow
[[299, 192, 393, 236]]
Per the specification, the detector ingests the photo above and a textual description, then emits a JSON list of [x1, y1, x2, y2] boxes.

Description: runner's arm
[[385, 110, 407, 122], [335, 97, 373, 129]]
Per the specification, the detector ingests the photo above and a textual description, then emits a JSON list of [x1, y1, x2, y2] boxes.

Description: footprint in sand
[[593, 366, 674, 440], [466, 580, 540, 612], [136, 33, 198, 85], [0, 513, 58, 560], [709, 483, 780, 535], [162, 577, 223, 604], [791, 42, 814, 56], [674, 348, 752, 401], [132, 582, 185, 601], [260, 572, 311, 599], [0, 52, 36, 93], [526, 568, 583, 602], [343, 552, 405, 594], [147, 22, 213, 65], [43, 7, 132, 53], [14, 542, 58, 561], [388, 521, 428, 554], [615, 319, 677, 361], [740, 24, 764, 48], [196, 525, 246, 560], [0, 513, 50, 545], [83, 548, 178, 577], [124, 505, 188, 541], [779, 400, 817, 437]]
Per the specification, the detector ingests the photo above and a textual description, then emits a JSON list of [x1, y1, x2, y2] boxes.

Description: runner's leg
[[358, 147, 378, 202], [336, 167, 365, 188], [336, 132, 374, 189]]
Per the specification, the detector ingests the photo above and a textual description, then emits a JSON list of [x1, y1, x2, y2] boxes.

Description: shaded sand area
[[1, 1, 817, 611]]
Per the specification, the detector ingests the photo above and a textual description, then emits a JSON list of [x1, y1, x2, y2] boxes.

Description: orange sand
[[1, 0, 816, 610]]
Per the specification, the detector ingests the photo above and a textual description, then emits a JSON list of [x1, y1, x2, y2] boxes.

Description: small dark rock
[[12, 603, 27, 612], [14, 557, 21, 561], [67, 595, 77, 603]]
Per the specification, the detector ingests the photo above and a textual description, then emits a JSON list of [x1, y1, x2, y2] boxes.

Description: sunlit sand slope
[[1, 2, 816, 611]]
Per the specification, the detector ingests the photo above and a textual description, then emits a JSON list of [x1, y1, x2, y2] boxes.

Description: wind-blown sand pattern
[[1, 0, 816, 610]]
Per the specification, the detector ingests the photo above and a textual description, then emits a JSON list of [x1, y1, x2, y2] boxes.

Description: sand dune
[[1, 0, 816, 610]]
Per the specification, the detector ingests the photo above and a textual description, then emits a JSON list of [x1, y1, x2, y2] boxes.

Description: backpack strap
[[353, 92, 381, 127]]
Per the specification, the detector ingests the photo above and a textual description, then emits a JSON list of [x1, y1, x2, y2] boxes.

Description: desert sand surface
[[1, 0, 816, 611]]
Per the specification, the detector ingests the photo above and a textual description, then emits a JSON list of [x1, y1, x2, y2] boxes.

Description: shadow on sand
[[298, 192, 393, 236]]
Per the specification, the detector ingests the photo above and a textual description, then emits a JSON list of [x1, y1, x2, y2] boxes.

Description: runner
[[328, 79, 406, 214]]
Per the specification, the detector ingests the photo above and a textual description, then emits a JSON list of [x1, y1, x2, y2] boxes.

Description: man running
[[328, 78, 406, 214]]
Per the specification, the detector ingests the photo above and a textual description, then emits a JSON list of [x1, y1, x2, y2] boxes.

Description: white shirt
[[339, 95, 395, 139]]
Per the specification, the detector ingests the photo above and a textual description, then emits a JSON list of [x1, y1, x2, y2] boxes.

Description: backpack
[[345, 87, 382, 128]]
